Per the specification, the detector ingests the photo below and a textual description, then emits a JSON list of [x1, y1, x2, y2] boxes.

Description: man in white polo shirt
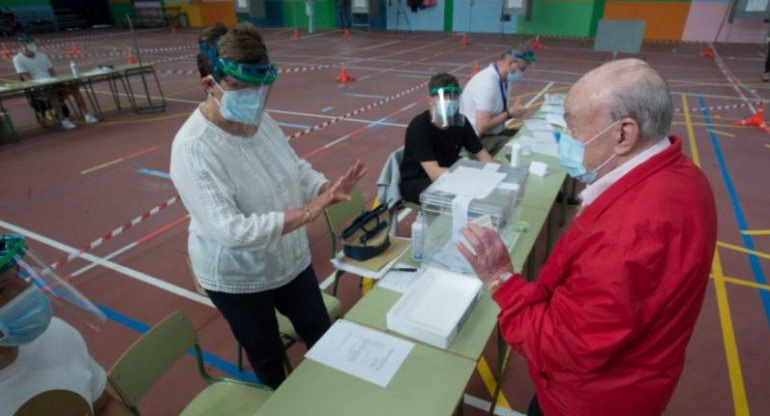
[[13, 35, 98, 130], [460, 48, 535, 155]]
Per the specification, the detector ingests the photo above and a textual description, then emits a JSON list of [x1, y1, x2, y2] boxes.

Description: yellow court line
[[681, 95, 701, 166], [711, 250, 751, 416], [717, 241, 770, 261], [707, 129, 736, 138], [476, 357, 512, 410], [742, 229, 770, 236], [684, 96, 749, 416], [712, 274, 770, 292], [673, 121, 748, 130], [98, 111, 190, 125]]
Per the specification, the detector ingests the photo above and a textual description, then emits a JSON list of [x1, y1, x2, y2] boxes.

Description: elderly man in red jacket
[[458, 58, 717, 416]]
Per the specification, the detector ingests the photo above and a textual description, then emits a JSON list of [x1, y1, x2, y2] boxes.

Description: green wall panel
[[1, 0, 51, 6], [282, 0, 336, 30], [517, 0, 597, 37], [109, 3, 134, 27]]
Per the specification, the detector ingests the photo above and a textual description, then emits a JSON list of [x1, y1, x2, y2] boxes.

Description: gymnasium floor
[[0, 27, 768, 415]]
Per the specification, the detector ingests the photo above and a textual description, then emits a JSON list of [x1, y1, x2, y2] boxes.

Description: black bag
[[341, 203, 391, 261]]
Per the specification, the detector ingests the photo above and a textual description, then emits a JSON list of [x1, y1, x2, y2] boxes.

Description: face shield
[[211, 58, 278, 129], [0, 234, 105, 347], [430, 86, 464, 129]]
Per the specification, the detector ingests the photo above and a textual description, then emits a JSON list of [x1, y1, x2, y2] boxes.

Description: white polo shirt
[[13, 52, 53, 80], [0, 318, 107, 415], [460, 63, 509, 136]]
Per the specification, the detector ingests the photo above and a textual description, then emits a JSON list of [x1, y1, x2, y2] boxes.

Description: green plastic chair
[[186, 259, 341, 372], [323, 187, 366, 296], [108, 311, 273, 416]]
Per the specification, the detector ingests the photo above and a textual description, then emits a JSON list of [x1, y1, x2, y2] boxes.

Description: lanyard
[[493, 62, 508, 110]]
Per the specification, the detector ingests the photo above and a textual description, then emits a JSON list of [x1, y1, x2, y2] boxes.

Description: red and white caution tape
[[711, 46, 761, 113], [47, 195, 179, 271], [285, 59, 473, 141], [675, 102, 752, 113], [286, 81, 428, 141]]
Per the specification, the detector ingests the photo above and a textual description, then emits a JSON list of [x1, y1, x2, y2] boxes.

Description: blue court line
[[345, 92, 388, 99], [97, 304, 259, 383], [697, 94, 770, 331], [136, 168, 171, 180], [276, 121, 311, 129], [321, 106, 333, 113]]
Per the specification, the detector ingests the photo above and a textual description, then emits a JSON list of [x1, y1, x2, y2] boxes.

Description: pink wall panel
[[683, 2, 768, 43]]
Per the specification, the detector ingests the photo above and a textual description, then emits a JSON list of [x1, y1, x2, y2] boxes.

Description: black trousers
[[528, 394, 545, 416], [765, 42, 770, 73], [399, 176, 431, 205], [206, 265, 331, 389]]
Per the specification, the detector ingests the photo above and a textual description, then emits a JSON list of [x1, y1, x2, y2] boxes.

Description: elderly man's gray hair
[[606, 62, 673, 142]]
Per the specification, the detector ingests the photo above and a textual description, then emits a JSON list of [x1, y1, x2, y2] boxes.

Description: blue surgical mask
[[215, 84, 268, 126], [440, 100, 459, 118], [25, 44, 37, 53], [507, 69, 523, 84], [556, 120, 620, 184], [0, 285, 53, 346]]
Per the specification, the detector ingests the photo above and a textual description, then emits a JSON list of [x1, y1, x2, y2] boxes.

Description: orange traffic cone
[[531, 35, 543, 49], [334, 63, 355, 83], [734, 102, 770, 133], [1, 43, 12, 58], [70, 43, 81, 56], [472, 61, 480, 76], [171, 26, 178, 36], [342, 29, 352, 42], [699, 46, 714, 58], [458, 33, 470, 46], [293, 29, 301, 39]]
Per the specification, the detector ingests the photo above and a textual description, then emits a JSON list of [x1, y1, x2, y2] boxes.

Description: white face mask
[[25, 44, 37, 53]]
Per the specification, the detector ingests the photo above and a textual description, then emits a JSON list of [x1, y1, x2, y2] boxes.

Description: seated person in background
[[399, 73, 494, 204], [0, 234, 132, 416], [196, 23, 228, 78], [13, 35, 98, 130], [459, 47, 535, 155]]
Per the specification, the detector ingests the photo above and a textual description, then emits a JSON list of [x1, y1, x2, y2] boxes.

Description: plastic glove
[[456, 223, 514, 288]]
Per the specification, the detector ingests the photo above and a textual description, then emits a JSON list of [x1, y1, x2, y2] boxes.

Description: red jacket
[[493, 136, 716, 416]]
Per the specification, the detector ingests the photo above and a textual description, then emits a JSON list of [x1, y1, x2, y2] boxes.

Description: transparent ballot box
[[419, 159, 528, 275]]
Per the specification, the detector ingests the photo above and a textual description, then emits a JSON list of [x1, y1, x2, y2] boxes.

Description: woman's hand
[[308, 160, 367, 219]]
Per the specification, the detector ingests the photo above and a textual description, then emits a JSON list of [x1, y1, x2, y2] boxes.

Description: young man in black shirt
[[399, 73, 494, 204]]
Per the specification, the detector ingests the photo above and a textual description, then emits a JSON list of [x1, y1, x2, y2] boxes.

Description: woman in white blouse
[[170, 23, 366, 388]]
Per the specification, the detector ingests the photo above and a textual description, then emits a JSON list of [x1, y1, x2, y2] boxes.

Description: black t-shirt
[[400, 110, 483, 180]]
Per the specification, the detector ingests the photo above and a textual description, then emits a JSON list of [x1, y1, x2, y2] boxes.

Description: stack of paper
[[546, 113, 567, 129], [387, 266, 482, 349], [378, 263, 420, 293], [306, 320, 414, 387], [516, 132, 558, 157], [524, 119, 553, 132], [433, 166, 506, 199]]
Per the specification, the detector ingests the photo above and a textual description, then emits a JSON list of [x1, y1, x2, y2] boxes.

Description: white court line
[[0, 218, 214, 307], [359, 40, 401, 51], [464, 394, 525, 416], [88, 90, 410, 127]]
